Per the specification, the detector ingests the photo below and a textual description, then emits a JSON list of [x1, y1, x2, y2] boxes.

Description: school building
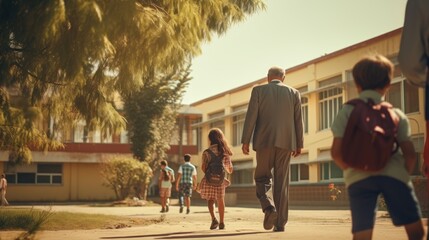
[[0, 105, 201, 202], [1, 27, 427, 208], [189, 27, 427, 207]]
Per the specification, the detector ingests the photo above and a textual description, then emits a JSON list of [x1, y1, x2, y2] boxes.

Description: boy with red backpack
[[330, 55, 424, 240]]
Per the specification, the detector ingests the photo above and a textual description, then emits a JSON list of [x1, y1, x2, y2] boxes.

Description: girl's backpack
[[205, 149, 226, 186]]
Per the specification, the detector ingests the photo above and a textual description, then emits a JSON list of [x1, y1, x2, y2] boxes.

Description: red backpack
[[341, 98, 399, 172]]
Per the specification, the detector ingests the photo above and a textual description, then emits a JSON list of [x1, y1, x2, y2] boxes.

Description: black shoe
[[219, 222, 225, 230], [166, 205, 169, 212], [263, 207, 277, 230], [179, 207, 183, 213], [160, 208, 166, 213], [186, 208, 190, 214], [210, 218, 219, 230], [273, 226, 285, 232]]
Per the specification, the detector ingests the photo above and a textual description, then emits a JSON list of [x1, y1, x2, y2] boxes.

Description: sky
[[182, 0, 407, 104]]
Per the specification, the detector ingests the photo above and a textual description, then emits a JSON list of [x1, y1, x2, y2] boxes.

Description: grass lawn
[[0, 208, 162, 231]]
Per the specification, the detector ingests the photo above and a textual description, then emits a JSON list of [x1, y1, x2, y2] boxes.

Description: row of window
[[232, 155, 423, 185], [4, 163, 63, 185]]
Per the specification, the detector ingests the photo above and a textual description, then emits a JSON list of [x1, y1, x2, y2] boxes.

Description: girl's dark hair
[[208, 128, 233, 156], [162, 169, 170, 181], [352, 55, 394, 91]]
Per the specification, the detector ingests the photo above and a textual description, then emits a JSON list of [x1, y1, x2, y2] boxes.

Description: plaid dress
[[199, 145, 233, 200]]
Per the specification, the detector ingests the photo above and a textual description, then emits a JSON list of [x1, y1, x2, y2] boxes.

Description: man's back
[[242, 80, 303, 151]]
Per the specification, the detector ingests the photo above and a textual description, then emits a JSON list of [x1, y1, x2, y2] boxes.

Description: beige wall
[[2, 162, 115, 202], [0, 150, 126, 202]]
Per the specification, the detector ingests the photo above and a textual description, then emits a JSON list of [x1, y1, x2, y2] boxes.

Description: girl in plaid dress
[[199, 128, 233, 230]]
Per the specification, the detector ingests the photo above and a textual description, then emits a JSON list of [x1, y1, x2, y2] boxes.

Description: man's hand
[[242, 144, 250, 155], [291, 148, 301, 157]]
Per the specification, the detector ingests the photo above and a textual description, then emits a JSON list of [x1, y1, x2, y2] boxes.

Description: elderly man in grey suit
[[241, 66, 303, 232]]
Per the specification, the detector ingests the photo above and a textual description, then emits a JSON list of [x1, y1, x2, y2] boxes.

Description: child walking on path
[[199, 128, 233, 230], [0, 174, 8, 206], [159, 160, 173, 213], [176, 154, 197, 214], [330, 55, 424, 240]]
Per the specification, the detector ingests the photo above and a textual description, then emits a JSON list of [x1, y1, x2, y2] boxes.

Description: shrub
[[101, 156, 153, 200]]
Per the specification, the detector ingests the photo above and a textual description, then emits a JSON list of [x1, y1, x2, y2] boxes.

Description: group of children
[[159, 55, 426, 238]]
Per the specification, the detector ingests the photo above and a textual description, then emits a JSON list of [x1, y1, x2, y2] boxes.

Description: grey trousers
[[255, 147, 291, 227]]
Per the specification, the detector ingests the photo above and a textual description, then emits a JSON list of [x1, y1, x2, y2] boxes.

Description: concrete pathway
[[0, 204, 424, 240]]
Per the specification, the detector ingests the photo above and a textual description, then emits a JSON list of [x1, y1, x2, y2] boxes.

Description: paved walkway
[[0, 204, 425, 240]]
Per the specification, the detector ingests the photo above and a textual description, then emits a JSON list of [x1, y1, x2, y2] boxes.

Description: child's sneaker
[[219, 222, 225, 230], [186, 208, 190, 214], [179, 207, 183, 213], [160, 208, 166, 213], [210, 218, 219, 230]]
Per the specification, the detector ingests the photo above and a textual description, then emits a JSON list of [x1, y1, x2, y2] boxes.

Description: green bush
[[101, 156, 153, 200]]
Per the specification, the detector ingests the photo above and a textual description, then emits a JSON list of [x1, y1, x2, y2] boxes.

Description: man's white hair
[[267, 67, 285, 77]]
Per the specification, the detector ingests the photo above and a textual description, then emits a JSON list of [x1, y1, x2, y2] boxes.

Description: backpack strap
[[206, 149, 222, 161], [379, 101, 400, 154]]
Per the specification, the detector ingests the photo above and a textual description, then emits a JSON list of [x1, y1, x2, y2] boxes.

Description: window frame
[[231, 160, 254, 186], [319, 161, 343, 182], [385, 79, 420, 115], [290, 163, 310, 183], [318, 87, 343, 131]]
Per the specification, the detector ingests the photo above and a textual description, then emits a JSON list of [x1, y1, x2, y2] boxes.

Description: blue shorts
[[348, 176, 421, 233]]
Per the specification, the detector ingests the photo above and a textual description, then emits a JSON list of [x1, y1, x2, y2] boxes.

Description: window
[[120, 130, 129, 143], [231, 160, 254, 185], [318, 76, 343, 131], [232, 104, 247, 146], [5, 163, 63, 185], [73, 120, 86, 143], [17, 173, 36, 184], [209, 111, 225, 133], [297, 87, 308, 134], [319, 161, 343, 181], [345, 70, 359, 100], [290, 164, 309, 182], [404, 81, 419, 114], [93, 129, 101, 143], [385, 81, 419, 114], [384, 57, 420, 114], [37, 163, 63, 184], [411, 134, 424, 176], [192, 118, 203, 151]]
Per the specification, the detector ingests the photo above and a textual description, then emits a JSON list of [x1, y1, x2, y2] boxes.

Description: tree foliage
[[0, 0, 265, 163], [124, 64, 191, 167], [101, 156, 152, 200]]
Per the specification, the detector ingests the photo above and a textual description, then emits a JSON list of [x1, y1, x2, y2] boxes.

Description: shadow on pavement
[[101, 230, 266, 239]]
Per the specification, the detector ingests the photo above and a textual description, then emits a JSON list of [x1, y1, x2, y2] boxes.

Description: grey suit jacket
[[398, 0, 429, 87], [241, 80, 304, 151]]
